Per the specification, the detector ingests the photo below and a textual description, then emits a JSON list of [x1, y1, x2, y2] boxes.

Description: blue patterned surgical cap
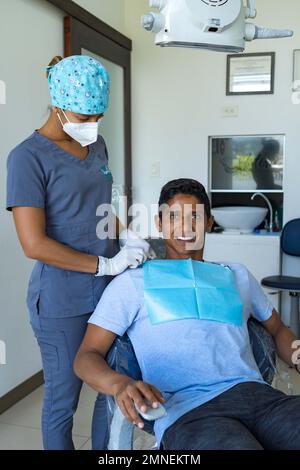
[[47, 55, 110, 115]]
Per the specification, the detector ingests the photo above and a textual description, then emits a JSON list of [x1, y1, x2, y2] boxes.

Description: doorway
[[64, 16, 132, 223]]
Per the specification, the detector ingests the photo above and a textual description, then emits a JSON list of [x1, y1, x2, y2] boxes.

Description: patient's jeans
[[161, 382, 300, 450]]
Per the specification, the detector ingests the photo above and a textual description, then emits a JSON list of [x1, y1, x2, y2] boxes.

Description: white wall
[[124, 0, 300, 321], [0, 0, 65, 397], [0, 0, 126, 398], [125, 0, 300, 211], [73, 0, 125, 34]]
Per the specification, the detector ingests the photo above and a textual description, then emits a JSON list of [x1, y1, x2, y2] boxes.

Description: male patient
[[74, 179, 300, 450]]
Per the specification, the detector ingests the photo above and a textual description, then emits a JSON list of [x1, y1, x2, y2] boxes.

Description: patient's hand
[[114, 378, 165, 429]]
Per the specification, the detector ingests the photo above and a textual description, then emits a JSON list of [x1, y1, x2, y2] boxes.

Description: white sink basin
[[211, 206, 268, 234]]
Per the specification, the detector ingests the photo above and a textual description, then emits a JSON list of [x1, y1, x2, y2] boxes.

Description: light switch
[[150, 161, 160, 177], [222, 106, 239, 117]]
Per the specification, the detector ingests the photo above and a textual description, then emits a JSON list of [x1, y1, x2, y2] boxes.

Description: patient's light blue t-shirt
[[89, 262, 273, 446]]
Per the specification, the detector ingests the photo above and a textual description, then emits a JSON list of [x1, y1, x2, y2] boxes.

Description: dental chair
[[106, 319, 276, 450], [105, 239, 277, 451], [261, 218, 300, 338]]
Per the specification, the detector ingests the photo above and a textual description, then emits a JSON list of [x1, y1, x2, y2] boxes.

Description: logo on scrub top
[[100, 164, 113, 183]]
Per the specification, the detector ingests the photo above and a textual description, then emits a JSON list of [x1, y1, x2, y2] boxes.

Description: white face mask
[[57, 110, 100, 147]]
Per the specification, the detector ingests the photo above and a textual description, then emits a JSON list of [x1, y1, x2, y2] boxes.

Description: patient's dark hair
[[158, 178, 211, 219]]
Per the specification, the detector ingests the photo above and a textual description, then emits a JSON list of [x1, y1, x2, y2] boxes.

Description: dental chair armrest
[[248, 317, 277, 384], [106, 335, 155, 450]]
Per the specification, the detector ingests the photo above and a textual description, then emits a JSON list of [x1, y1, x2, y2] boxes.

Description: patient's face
[[157, 194, 213, 259]]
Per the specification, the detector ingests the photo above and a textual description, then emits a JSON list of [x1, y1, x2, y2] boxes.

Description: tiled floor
[[0, 367, 299, 450], [0, 384, 155, 450]]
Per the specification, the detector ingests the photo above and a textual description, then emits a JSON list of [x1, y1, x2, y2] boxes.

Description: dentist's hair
[[46, 55, 63, 78], [158, 178, 211, 219]]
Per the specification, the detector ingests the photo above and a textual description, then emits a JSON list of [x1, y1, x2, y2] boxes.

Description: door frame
[[46, 0, 132, 50], [46, 0, 133, 211]]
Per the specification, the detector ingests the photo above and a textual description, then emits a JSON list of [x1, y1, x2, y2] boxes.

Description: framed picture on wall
[[226, 52, 275, 96]]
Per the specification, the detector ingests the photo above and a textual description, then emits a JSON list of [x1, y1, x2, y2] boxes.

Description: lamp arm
[[245, 0, 257, 19]]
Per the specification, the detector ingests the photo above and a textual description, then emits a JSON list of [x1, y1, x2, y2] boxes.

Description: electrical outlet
[[150, 161, 160, 177], [222, 106, 239, 117]]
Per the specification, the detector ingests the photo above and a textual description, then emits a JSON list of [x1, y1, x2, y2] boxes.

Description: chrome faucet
[[251, 193, 273, 232]]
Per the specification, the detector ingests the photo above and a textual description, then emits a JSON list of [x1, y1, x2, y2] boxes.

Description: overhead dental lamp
[[141, 0, 293, 53]]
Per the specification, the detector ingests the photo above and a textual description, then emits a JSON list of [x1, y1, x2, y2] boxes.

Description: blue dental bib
[[143, 259, 243, 327]]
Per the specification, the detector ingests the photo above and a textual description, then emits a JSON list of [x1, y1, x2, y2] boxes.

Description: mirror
[[210, 135, 284, 192]]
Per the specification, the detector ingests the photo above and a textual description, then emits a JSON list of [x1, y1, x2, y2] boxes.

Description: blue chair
[[261, 218, 300, 337], [106, 318, 277, 450]]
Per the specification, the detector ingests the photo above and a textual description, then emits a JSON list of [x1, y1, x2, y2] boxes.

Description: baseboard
[[0, 371, 44, 415]]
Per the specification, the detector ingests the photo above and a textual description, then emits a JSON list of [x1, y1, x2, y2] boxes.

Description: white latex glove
[[95, 246, 147, 277], [119, 228, 156, 260]]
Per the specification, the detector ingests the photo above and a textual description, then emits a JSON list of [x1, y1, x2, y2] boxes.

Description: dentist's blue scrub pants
[[6, 131, 119, 450], [30, 311, 108, 450]]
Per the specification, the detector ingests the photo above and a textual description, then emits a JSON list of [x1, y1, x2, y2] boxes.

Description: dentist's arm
[[74, 324, 165, 427], [12, 207, 146, 275]]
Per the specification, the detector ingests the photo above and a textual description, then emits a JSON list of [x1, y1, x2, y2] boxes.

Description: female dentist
[[6, 55, 152, 450]]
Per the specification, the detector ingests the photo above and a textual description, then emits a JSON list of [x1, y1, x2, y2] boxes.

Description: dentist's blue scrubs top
[[6, 131, 118, 318]]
